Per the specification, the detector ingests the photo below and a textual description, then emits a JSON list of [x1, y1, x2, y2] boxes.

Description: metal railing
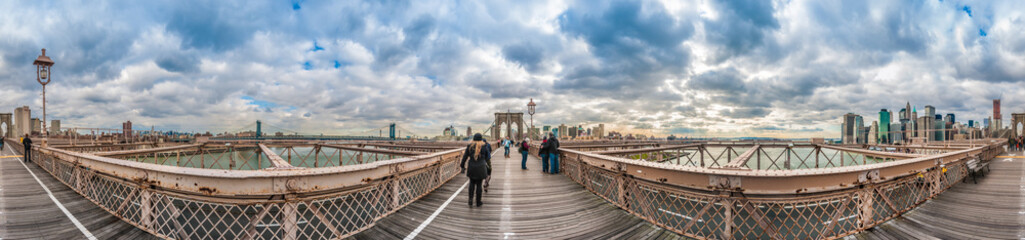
[[9, 138, 464, 239], [550, 140, 1005, 239]]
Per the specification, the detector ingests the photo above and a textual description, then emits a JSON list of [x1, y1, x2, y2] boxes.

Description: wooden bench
[[964, 158, 991, 184]]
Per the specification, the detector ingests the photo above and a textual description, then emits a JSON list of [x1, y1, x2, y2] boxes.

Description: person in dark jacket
[[519, 138, 530, 170], [539, 136, 550, 173], [547, 133, 560, 174], [21, 134, 32, 163], [461, 134, 491, 207]]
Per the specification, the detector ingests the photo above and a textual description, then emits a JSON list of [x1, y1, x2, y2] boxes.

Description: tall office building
[[905, 102, 911, 120], [879, 109, 891, 143], [31, 118, 40, 134], [869, 121, 879, 144], [923, 105, 935, 119], [13, 106, 30, 137], [855, 115, 865, 144], [558, 124, 568, 138], [994, 99, 1001, 120], [944, 114, 955, 125], [994, 99, 1002, 133], [842, 113, 858, 144], [50, 120, 60, 135]]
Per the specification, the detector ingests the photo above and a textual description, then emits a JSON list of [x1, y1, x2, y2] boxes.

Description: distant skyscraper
[[466, 126, 472, 137], [879, 109, 891, 143], [968, 120, 974, 128], [842, 113, 857, 144], [924, 105, 935, 119], [944, 114, 954, 124], [855, 115, 865, 144], [994, 99, 1001, 120], [870, 121, 879, 144], [993, 99, 1002, 133], [905, 102, 911, 120]]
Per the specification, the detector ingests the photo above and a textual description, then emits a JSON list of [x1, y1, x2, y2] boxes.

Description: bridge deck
[[0, 145, 157, 239], [355, 148, 683, 239], [853, 150, 1025, 239]]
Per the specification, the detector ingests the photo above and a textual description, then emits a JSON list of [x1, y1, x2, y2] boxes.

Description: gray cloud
[[0, 0, 1022, 138]]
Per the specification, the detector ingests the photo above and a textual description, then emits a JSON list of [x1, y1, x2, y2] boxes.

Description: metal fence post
[[282, 202, 299, 240], [857, 188, 874, 229]]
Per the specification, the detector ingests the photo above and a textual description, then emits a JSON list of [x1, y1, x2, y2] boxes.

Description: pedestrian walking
[[547, 133, 560, 174], [540, 136, 550, 173], [21, 134, 32, 163], [519, 138, 530, 170], [502, 137, 512, 158], [461, 134, 491, 207], [483, 137, 493, 193], [0, 136, 5, 151]]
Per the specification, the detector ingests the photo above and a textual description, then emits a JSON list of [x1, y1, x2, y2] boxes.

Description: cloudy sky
[[1, 0, 1023, 138]]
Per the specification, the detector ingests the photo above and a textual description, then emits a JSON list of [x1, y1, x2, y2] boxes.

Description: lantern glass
[[40, 67, 48, 79]]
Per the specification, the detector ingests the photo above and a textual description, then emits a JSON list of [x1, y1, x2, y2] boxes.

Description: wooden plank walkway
[[852, 150, 1025, 239], [0, 145, 157, 240], [354, 148, 684, 239]]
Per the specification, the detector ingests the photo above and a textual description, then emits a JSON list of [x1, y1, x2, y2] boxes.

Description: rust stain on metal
[[198, 186, 218, 195]]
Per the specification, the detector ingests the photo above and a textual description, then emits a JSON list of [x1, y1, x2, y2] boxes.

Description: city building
[[13, 106, 30, 137], [50, 120, 60, 135], [904, 102, 911, 120], [878, 109, 890, 144], [889, 123, 903, 143], [869, 121, 879, 144], [841, 113, 861, 144], [558, 124, 568, 139], [31, 118, 40, 134], [945, 113, 955, 124], [993, 99, 1002, 134], [123, 120, 133, 138]]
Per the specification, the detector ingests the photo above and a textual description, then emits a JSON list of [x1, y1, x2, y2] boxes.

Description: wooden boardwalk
[[0, 145, 157, 240], [852, 150, 1025, 239], [354, 148, 684, 239]]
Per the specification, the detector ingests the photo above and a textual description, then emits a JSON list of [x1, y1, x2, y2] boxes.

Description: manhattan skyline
[[1, 1, 1023, 138]]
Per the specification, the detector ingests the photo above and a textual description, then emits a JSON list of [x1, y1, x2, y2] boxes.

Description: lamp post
[[527, 98, 536, 139], [33, 48, 54, 147]]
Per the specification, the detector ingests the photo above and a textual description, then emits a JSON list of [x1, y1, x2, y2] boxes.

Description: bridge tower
[[389, 123, 396, 140], [256, 120, 262, 138]]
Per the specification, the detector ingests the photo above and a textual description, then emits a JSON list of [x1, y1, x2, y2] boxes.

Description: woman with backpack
[[519, 138, 530, 170], [461, 134, 491, 207]]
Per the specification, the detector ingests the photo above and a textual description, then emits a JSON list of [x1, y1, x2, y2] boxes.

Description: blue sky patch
[[310, 41, 324, 52], [979, 28, 987, 37], [303, 61, 313, 70], [962, 6, 972, 17], [242, 96, 279, 108]]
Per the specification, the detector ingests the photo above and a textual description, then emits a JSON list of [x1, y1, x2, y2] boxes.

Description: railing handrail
[[40, 146, 464, 199], [561, 139, 1004, 195]]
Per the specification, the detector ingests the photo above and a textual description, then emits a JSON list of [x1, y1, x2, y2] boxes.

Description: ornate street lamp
[[33, 48, 54, 147], [527, 98, 536, 139]]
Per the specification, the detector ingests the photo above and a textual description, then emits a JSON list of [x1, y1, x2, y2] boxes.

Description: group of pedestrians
[[538, 133, 560, 174], [1011, 136, 1024, 151], [460, 132, 562, 207]]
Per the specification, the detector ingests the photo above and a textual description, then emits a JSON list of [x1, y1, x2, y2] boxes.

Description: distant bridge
[[0, 137, 1013, 239]]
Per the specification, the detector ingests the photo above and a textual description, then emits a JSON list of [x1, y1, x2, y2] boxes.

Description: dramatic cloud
[[0, 0, 1023, 138]]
